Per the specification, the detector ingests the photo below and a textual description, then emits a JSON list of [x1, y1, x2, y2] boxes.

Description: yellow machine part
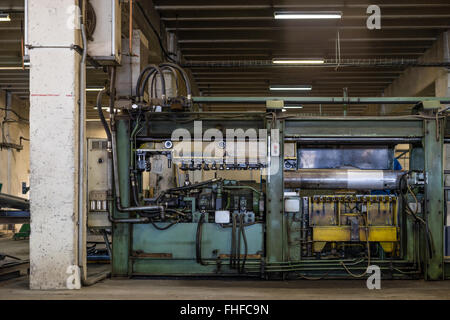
[[312, 226, 398, 253], [309, 195, 399, 254]]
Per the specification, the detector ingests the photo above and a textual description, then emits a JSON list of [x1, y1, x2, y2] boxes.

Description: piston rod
[[284, 169, 406, 190]]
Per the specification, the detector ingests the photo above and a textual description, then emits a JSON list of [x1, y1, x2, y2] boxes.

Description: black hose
[[196, 213, 207, 265], [151, 66, 179, 98], [166, 178, 222, 193], [135, 65, 155, 97], [240, 215, 248, 273], [136, 65, 166, 100], [159, 63, 192, 99], [0, 254, 21, 261], [237, 215, 242, 270], [151, 220, 179, 230], [109, 66, 116, 120], [230, 213, 237, 269], [130, 171, 140, 207]]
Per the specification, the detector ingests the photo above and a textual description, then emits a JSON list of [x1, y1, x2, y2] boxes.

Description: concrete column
[[384, 31, 450, 114], [28, 0, 82, 289]]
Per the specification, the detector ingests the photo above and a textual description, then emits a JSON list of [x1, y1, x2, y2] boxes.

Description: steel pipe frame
[[193, 96, 450, 104]]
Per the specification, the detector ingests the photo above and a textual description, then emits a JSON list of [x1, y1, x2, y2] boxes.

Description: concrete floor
[[0, 236, 29, 260], [0, 276, 450, 300], [1, 234, 450, 300]]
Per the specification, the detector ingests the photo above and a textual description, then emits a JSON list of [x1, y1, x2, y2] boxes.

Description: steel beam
[[193, 96, 450, 104], [112, 119, 131, 277], [423, 118, 445, 280], [266, 118, 285, 265]]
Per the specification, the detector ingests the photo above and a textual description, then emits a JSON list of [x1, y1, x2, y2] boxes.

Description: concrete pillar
[[384, 31, 450, 114], [28, 0, 82, 289], [116, 30, 149, 100]]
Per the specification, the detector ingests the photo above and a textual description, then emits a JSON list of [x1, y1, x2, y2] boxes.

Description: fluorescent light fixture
[[272, 58, 325, 65], [0, 13, 11, 22], [270, 85, 312, 91], [274, 11, 342, 20], [0, 66, 29, 70], [86, 87, 105, 92], [284, 105, 304, 109]]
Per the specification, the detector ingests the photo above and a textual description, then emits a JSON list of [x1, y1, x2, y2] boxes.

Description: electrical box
[[266, 100, 284, 110], [87, 0, 122, 64], [87, 139, 112, 228]]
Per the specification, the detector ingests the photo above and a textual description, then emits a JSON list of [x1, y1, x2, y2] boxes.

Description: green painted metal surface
[[265, 119, 285, 264], [132, 223, 263, 260], [112, 119, 131, 277], [423, 119, 445, 280], [284, 119, 423, 138]]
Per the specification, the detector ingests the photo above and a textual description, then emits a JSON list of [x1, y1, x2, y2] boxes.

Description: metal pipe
[[24, 0, 28, 57], [78, 23, 87, 271], [129, 0, 133, 56], [0, 193, 29, 210], [192, 96, 450, 104], [285, 136, 423, 144], [96, 88, 111, 143], [111, 130, 164, 216], [285, 169, 406, 190], [183, 59, 450, 68]]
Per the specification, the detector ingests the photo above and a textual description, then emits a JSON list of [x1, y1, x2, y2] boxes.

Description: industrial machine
[[0, 192, 30, 279], [95, 63, 450, 280]]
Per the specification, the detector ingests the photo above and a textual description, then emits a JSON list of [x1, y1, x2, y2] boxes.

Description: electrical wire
[[0, 107, 29, 123], [151, 220, 179, 230], [401, 176, 435, 259], [196, 212, 207, 265], [340, 213, 371, 278], [230, 213, 237, 269], [240, 214, 248, 273]]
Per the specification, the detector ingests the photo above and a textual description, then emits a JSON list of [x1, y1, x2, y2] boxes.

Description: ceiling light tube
[[284, 105, 304, 109], [272, 58, 325, 65], [0, 66, 29, 70], [86, 87, 105, 92], [0, 13, 11, 22], [274, 11, 342, 20], [270, 85, 312, 91]]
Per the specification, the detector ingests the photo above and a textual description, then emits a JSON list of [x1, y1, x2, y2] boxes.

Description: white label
[[152, 157, 163, 174]]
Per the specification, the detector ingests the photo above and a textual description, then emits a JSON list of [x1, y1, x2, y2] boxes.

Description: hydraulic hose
[[136, 64, 166, 100], [95, 88, 111, 143], [196, 213, 208, 265], [159, 63, 192, 101], [110, 129, 165, 222], [150, 66, 179, 98], [151, 220, 179, 230], [240, 215, 248, 273]]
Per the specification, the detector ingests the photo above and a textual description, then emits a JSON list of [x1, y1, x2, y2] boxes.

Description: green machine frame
[[111, 97, 449, 280]]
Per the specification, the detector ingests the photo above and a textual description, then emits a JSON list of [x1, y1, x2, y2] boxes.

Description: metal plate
[[297, 145, 392, 170]]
